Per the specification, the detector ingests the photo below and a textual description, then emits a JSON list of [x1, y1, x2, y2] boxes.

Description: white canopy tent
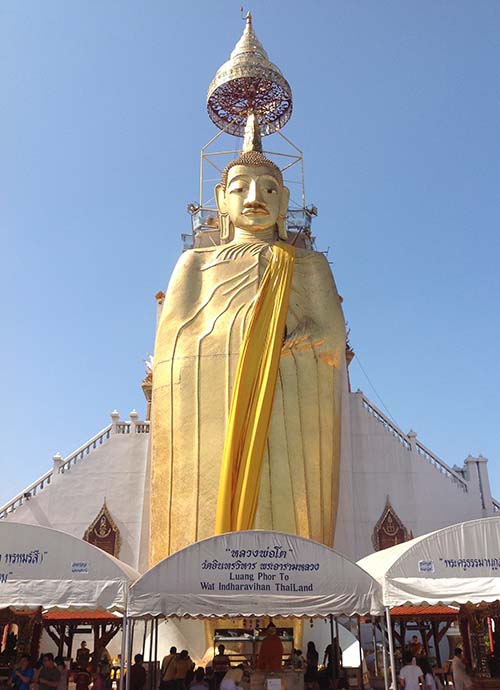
[[129, 530, 383, 618], [357, 516, 500, 608], [0, 521, 139, 611], [127, 532, 384, 690], [358, 517, 500, 686]]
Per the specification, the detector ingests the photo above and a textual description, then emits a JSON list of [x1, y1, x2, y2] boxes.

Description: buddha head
[[215, 136, 289, 242]]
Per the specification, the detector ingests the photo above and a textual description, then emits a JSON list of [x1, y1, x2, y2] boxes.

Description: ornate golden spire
[[207, 12, 292, 137], [230, 12, 269, 62]]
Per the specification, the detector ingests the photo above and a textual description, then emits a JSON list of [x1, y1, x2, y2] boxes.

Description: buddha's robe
[[150, 240, 346, 565]]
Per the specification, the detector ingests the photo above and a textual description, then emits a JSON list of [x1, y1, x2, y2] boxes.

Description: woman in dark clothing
[[304, 642, 319, 690]]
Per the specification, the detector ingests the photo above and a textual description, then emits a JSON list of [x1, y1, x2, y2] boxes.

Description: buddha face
[[216, 165, 289, 234]]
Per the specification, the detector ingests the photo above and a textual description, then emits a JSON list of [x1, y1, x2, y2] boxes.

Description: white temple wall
[[337, 391, 492, 560], [410, 451, 483, 535], [137, 438, 152, 573], [464, 456, 493, 516], [347, 391, 416, 560], [3, 391, 496, 572], [4, 431, 149, 569]]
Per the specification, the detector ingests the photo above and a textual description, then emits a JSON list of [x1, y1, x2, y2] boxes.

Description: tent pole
[[119, 587, 129, 690], [119, 616, 128, 690], [372, 620, 378, 676], [380, 616, 389, 690], [329, 615, 335, 684], [357, 615, 363, 689], [126, 619, 135, 690], [148, 619, 155, 690], [142, 619, 147, 657], [334, 616, 341, 673], [385, 607, 396, 690], [153, 619, 159, 690]]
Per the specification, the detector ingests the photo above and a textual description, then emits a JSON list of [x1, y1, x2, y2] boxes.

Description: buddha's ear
[[277, 185, 290, 241], [280, 185, 290, 216], [215, 184, 227, 214], [215, 183, 232, 242]]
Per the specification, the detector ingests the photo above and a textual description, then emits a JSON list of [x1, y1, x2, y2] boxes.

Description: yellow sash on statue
[[215, 242, 296, 534]]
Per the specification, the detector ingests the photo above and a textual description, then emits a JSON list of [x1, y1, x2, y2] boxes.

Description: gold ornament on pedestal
[[150, 14, 346, 566]]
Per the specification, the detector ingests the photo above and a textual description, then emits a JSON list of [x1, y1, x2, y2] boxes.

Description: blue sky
[[1, 1, 499, 506]]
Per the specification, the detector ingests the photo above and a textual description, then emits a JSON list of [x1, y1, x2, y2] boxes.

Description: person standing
[[257, 624, 283, 672], [212, 645, 230, 688], [54, 657, 68, 690], [128, 654, 147, 690], [399, 653, 423, 690], [451, 648, 472, 690], [173, 650, 194, 690], [38, 654, 61, 690], [160, 647, 178, 690], [11, 655, 34, 690], [76, 643, 90, 671], [323, 638, 340, 681], [97, 648, 111, 683], [408, 636, 425, 660], [304, 642, 319, 690], [419, 660, 437, 690]]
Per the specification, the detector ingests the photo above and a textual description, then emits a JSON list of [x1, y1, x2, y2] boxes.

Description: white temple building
[[2, 382, 497, 568]]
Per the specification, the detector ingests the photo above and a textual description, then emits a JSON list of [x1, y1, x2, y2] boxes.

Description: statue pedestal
[[249, 670, 304, 690]]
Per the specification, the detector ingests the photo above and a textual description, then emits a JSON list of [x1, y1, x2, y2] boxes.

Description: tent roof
[[358, 516, 500, 607], [0, 522, 139, 612], [390, 605, 458, 619], [129, 530, 383, 618], [43, 610, 121, 623]]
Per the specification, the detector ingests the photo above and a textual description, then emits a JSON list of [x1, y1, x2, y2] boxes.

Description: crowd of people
[[9, 643, 116, 690], [7, 628, 346, 690], [8, 631, 475, 690], [154, 630, 346, 690], [11, 653, 69, 690], [157, 646, 245, 690], [398, 642, 473, 690]]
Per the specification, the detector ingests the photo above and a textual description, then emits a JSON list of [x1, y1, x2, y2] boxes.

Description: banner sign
[[360, 517, 500, 607], [0, 522, 138, 611], [390, 519, 500, 580], [130, 530, 382, 618]]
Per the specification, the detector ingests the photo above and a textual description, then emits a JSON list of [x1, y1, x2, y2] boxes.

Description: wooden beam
[[45, 625, 62, 650], [67, 625, 76, 661], [437, 621, 452, 644], [431, 622, 442, 667], [400, 621, 407, 651]]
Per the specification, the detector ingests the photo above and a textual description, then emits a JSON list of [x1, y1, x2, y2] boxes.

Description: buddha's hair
[[221, 151, 283, 190]]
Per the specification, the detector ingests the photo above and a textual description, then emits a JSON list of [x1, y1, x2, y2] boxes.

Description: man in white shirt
[[451, 648, 472, 690], [399, 653, 423, 690]]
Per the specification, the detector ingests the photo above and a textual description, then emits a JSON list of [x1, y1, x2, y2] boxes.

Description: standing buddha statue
[[150, 15, 347, 565]]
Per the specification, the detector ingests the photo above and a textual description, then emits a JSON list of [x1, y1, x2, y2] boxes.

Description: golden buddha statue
[[149, 16, 347, 565]]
